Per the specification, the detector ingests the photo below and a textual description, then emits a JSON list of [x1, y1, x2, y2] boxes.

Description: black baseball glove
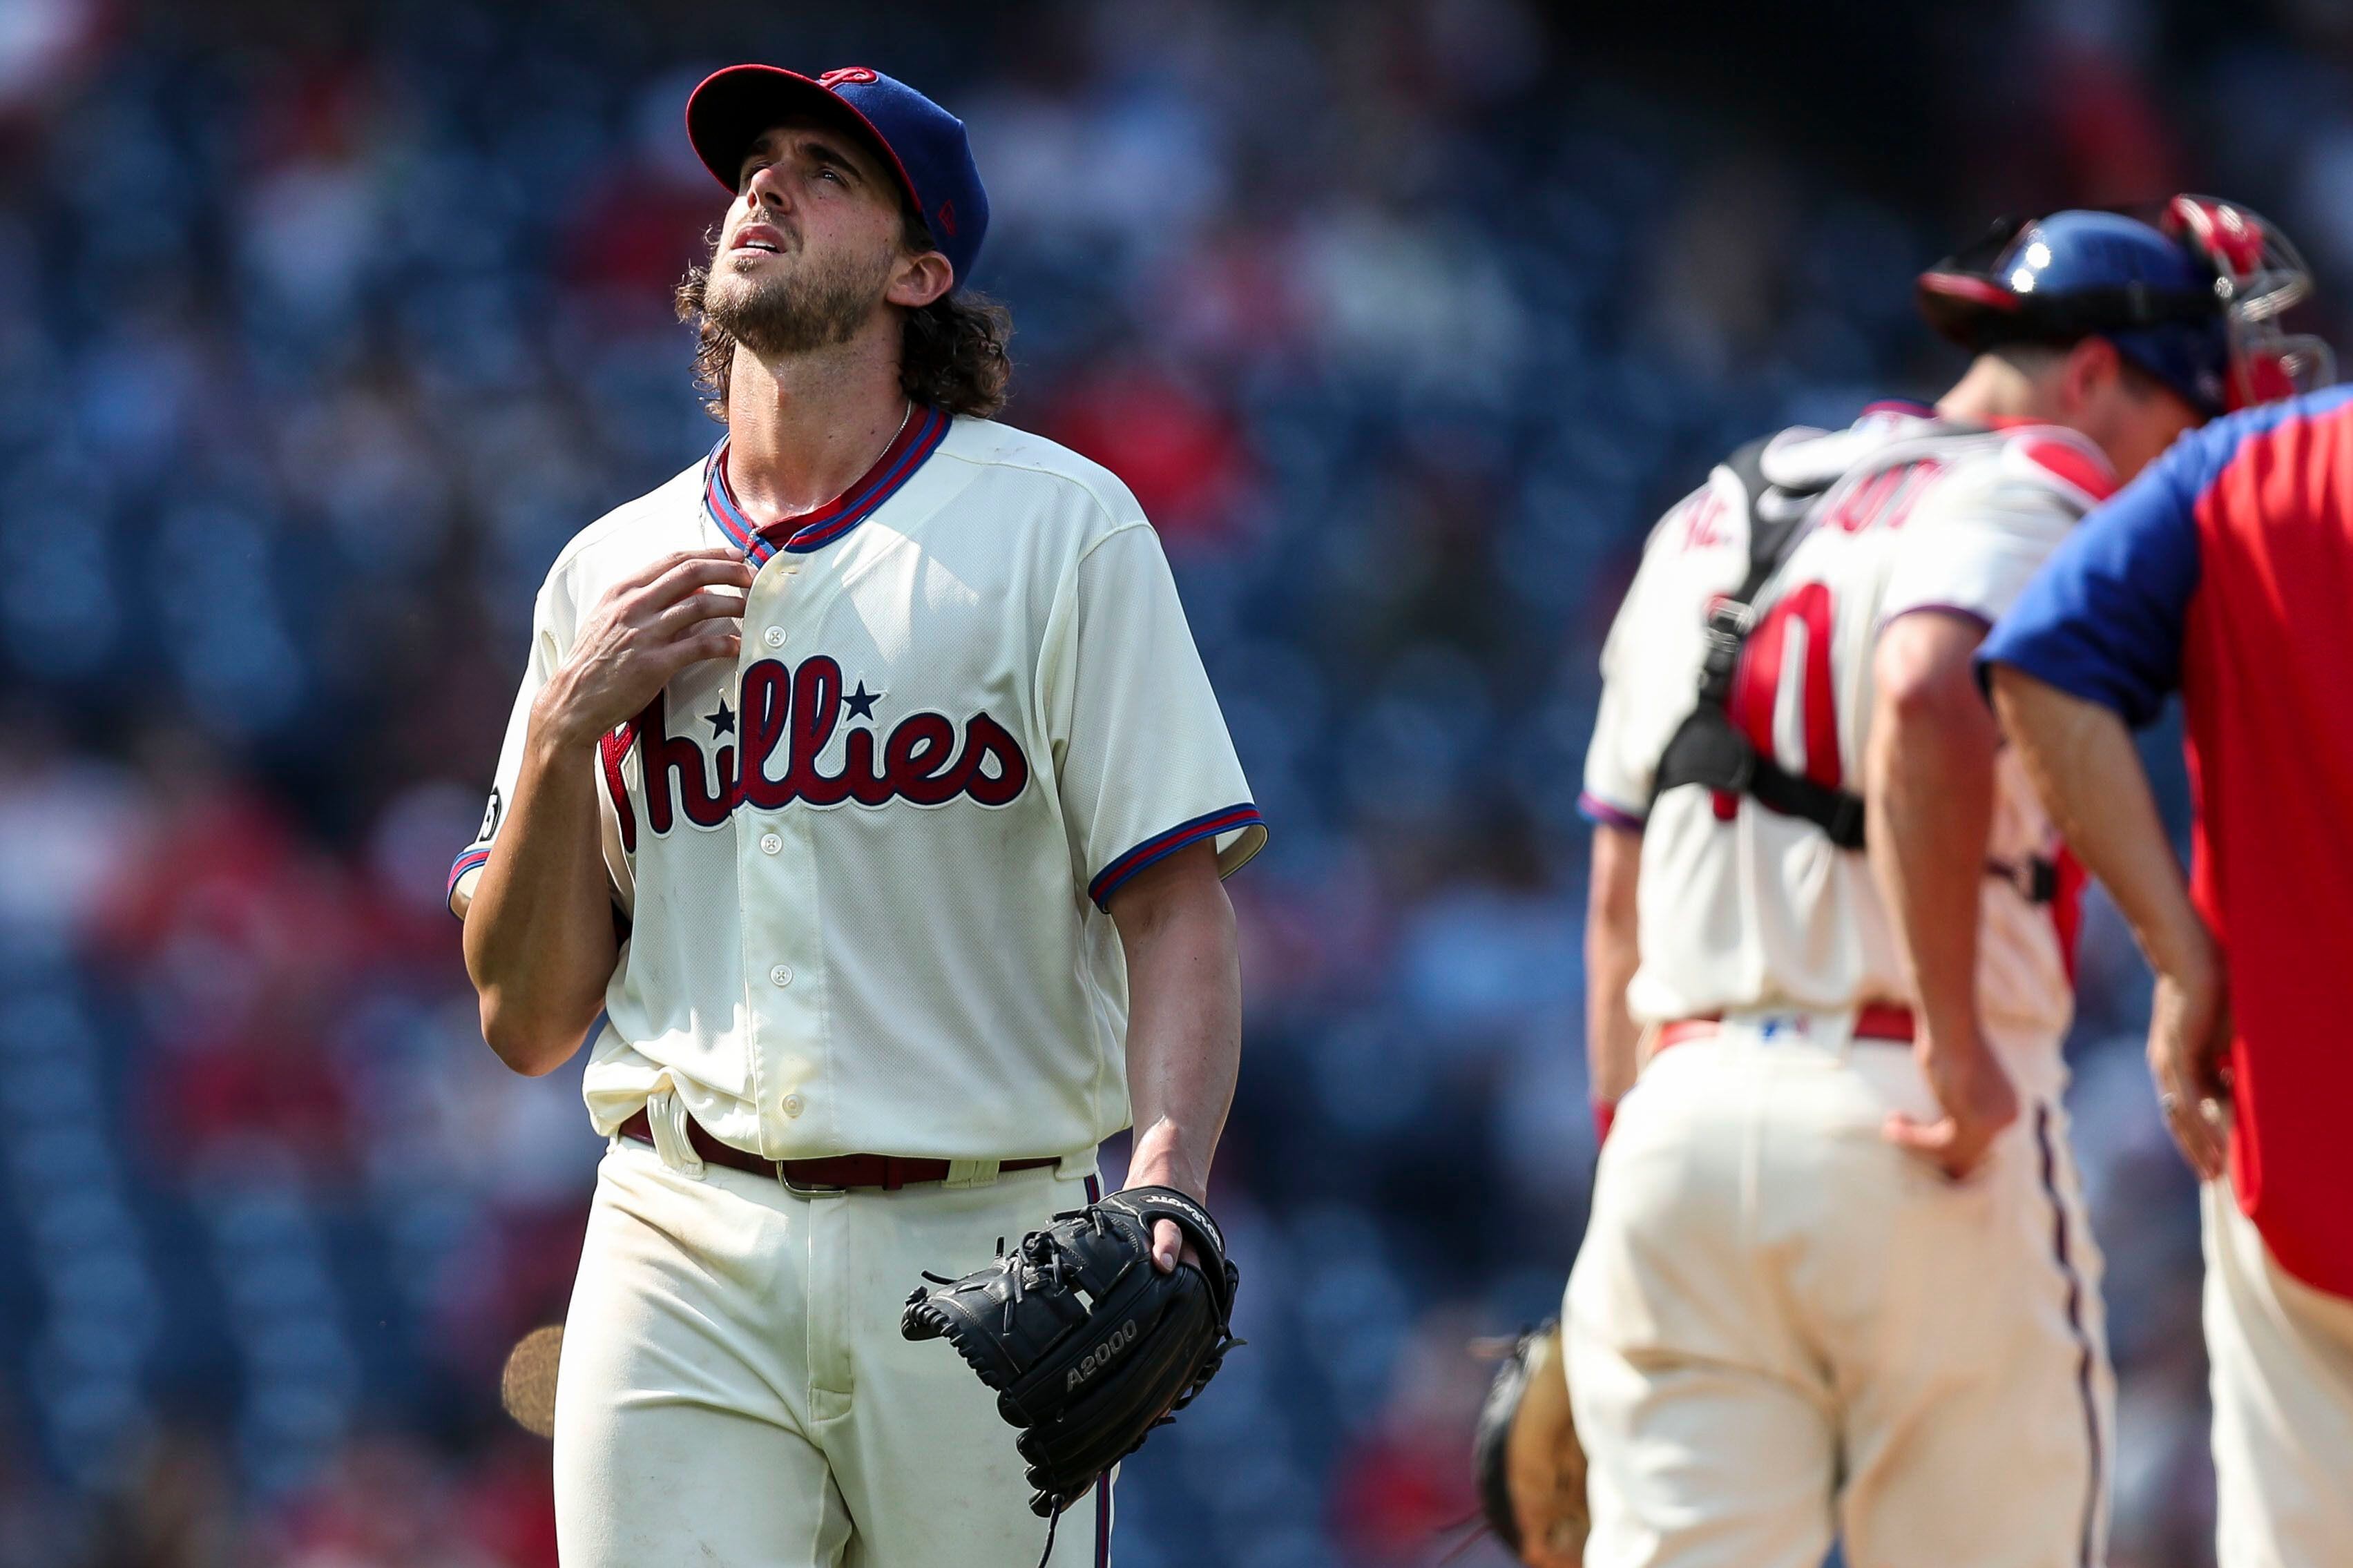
[[901, 1185, 1240, 1519]]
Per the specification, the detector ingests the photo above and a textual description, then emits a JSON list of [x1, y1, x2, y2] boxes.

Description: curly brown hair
[[675, 212, 1012, 422]]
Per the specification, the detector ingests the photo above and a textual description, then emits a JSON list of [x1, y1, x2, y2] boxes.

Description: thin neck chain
[[735, 400, 914, 524]]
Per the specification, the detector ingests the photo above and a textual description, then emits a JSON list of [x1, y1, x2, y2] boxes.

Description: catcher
[[452, 61, 1263, 1567]]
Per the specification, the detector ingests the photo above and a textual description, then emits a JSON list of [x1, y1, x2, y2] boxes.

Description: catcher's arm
[[1584, 822, 1642, 1136], [1109, 840, 1241, 1272], [1867, 610, 2017, 1177]]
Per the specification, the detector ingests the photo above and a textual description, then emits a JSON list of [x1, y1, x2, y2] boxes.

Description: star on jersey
[[842, 681, 882, 722], [704, 699, 735, 737]]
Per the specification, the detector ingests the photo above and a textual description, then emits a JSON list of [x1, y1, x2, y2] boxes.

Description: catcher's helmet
[[1917, 196, 2330, 418]]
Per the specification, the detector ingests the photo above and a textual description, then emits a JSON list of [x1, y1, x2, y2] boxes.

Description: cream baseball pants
[[2205, 1177, 2353, 1568], [553, 1136, 1113, 1567], [1565, 1023, 2112, 1568]]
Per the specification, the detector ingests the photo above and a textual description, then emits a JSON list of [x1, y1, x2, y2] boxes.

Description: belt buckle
[[777, 1165, 850, 1197]]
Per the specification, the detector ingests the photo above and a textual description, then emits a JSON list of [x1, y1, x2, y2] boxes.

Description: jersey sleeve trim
[[448, 846, 492, 919], [1087, 803, 1266, 910], [1577, 791, 1647, 831]]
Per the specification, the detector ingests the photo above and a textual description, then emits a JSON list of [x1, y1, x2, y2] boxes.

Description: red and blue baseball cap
[[1918, 199, 2328, 417], [686, 65, 990, 289]]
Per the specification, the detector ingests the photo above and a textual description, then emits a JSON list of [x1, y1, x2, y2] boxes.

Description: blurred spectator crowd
[[3, 0, 2352, 1563]]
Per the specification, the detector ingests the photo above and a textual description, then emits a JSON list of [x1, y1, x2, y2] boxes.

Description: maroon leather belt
[[1654, 1003, 1917, 1054], [617, 1109, 1058, 1190]]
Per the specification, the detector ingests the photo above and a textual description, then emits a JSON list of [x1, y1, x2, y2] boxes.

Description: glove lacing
[[1034, 1498, 1067, 1568], [1003, 1222, 1094, 1328]]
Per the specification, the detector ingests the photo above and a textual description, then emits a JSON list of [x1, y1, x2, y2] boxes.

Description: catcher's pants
[[1565, 1018, 2111, 1568], [2205, 1177, 2353, 1568], [553, 1134, 1113, 1568]]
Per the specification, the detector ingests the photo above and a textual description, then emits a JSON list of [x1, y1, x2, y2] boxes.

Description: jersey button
[[782, 1094, 805, 1118], [769, 964, 794, 988], [762, 626, 786, 648], [758, 832, 782, 855]]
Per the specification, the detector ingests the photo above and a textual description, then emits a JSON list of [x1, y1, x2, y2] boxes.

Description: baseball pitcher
[[1566, 200, 2319, 1567], [451, 64, 1265, 1567]]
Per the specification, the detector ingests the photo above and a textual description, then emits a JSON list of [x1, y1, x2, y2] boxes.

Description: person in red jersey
[[1984, 345, 2350, 1566]]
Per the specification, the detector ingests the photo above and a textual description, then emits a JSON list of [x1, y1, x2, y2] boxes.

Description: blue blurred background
[[1, 0, 2345, 1562]]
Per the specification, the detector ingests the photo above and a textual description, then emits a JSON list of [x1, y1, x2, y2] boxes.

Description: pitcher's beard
[[705, 246, 893, 357]]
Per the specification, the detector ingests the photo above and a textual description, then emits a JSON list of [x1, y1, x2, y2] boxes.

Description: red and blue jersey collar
[[702, 404, 951, 564]]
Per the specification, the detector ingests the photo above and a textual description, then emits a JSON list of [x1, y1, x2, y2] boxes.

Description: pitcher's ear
[[889, 250, 955, 311]]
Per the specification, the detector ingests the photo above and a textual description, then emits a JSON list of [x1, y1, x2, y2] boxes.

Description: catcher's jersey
[[1582, 405, 2109, 1096], [451, 410, 1266, 1161]]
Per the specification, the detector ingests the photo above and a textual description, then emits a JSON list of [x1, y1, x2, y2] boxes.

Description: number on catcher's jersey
[[1716, 581, 1840, 822], [1711, 461, 1941, 825]]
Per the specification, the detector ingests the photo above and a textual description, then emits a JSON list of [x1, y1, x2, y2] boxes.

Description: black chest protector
[[1649, 436, 1865, 847], [1645, 432, 2059, 904]]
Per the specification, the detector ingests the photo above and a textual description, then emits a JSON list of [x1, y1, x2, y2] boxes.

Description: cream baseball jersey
[[1581, 405, 2109, 1095], [450, 409, 1266, 1159]]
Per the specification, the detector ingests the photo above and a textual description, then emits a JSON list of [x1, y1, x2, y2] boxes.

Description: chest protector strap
[[1651, 437, 1867, 849], [1648, 433, 2059, 904]]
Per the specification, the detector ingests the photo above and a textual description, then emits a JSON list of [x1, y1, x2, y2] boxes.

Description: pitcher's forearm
[[1115, 848, 1241, 1201], [461, 713, 620, 1074], [461, 551, 758, 1073], [1124, 916, 1240, 1197]]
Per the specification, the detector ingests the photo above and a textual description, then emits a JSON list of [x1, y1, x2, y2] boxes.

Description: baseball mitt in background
[[1472, 1319, 1588, 1567], [499, 1324, 564, 1440]]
